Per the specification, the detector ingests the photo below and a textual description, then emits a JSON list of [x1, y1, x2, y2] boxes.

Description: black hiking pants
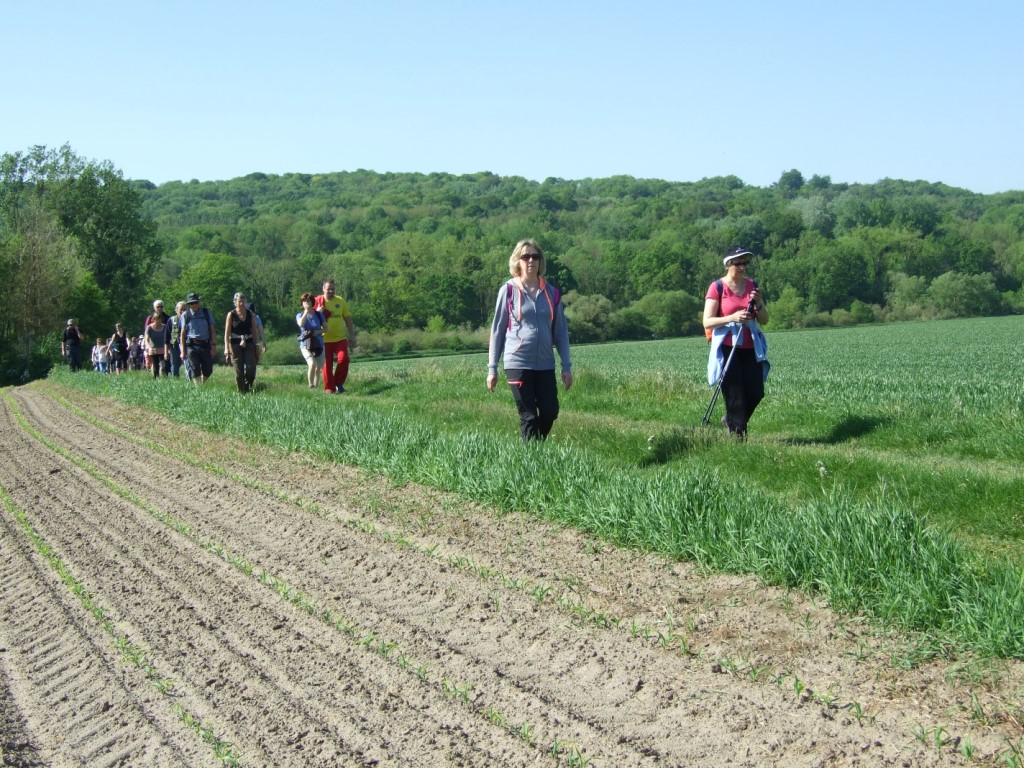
[[505, 368, 560, 442], [721, 346, 764, 438]]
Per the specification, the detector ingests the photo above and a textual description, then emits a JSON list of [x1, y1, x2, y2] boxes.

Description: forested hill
[[4, 145, 1023, 386], [136, 169, 1024, 340]]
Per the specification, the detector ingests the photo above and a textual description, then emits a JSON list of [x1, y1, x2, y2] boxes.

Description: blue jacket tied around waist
[[707, 322, 770, 386]]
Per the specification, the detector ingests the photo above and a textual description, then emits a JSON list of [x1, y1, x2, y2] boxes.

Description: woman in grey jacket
[[487, 239, 573, 441]]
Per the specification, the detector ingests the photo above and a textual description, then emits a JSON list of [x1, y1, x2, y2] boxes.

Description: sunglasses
[[731, 261, 750, 267], [520, 253, 541, 261]]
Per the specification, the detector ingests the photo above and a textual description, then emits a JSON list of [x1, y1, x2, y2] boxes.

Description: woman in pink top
[[703, 246, 769, 438]]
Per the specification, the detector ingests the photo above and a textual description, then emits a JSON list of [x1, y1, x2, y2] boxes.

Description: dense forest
[[2, 144, 1023, 384]]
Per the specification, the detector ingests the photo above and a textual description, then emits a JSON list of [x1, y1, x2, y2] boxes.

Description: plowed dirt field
[[1, 383, 1020, 767]]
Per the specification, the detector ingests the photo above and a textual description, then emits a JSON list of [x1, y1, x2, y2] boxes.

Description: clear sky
[[3, 0, 1021, 193]]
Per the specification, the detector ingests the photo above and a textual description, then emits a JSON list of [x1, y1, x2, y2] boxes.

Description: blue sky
[[4, 0, 1021, 193]]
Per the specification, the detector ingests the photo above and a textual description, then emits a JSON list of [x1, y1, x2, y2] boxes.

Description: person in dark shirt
[[61, 319, 84, 372]]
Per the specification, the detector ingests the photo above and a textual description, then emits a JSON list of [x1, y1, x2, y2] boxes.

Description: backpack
[[303, 310, 326, 354], [705, 278, 758, 342], [505, 279, 561, 333], [182, 307, 214, 342]]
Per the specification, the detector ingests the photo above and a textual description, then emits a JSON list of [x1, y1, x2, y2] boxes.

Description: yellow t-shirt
[[316, 295, 352, 343]]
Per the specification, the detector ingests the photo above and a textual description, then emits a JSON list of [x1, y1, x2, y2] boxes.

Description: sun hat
[[723, 245, 753, 266], [67, 318, 75, 326], [185, 292, 201, 303]]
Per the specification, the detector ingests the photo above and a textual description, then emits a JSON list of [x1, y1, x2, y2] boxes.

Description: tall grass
[[44, 355, 1024, 658]]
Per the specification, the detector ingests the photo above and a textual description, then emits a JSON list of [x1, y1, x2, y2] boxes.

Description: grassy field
[[42, 315, 1024, 657]]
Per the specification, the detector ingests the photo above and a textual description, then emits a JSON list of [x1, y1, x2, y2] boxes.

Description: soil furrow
[[8, 389, 679, 764], [0, 493, 195, 768], [1, 395, 551, 767], [9, 389, 740, 764], [24, 393, 947, 766], [5, 383, 1022, 766]]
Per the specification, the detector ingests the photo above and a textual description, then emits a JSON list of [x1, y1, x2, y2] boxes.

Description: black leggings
[[721, 346, 764, 437], [505, 368, 559, 441]]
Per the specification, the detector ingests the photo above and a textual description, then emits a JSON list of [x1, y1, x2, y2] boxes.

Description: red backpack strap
[[507, 279, 561, 331]]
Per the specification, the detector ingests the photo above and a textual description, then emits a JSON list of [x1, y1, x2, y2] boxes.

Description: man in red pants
[[314, 279, 356, 393]]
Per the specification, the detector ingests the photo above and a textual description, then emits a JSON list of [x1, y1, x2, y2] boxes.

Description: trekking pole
[[701, 336, 738, 427]]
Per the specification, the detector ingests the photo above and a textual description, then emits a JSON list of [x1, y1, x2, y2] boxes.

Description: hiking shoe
[[335, 384, 346, 394]]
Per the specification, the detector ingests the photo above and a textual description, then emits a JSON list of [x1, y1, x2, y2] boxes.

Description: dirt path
[[0, 383, 1020, 767]]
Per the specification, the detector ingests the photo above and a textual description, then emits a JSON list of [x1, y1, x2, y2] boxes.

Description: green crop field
[[40, 314, 1024, 658]]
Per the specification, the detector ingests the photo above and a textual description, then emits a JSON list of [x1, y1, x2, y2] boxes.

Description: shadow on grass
[[786, 414, 889, 446], [637, 427, 721, 466], [352, 377, 398, 396]]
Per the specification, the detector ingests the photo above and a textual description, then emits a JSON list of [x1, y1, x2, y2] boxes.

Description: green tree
[[363, 274, 431, 331], [67, 272, 114, 341], [1, 145, 159, 362], [776, 169, 805, 199], [562, 293, 617, 342], [172, 253, 245, 319], [849, 299, 877, 324], [0, 196, 82, 378], [630, 290, 703, 337], [767, 286, 804, 329], [47, 158, 159, 300], [884, 272, 928, 321], [925, 271, 1000, 318]]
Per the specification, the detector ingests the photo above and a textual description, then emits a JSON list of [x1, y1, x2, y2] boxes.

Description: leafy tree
[[995, 240, 1024, 284], [849, 299, 877, 324], [630, 290, 703, 337], [925, 271, 1000, 318], [806, 240, 869, 312], [2, 144, 158, 325], [47, 158, 159, 300], [1, 145, 157, 382], [0, 196, 81, 364], [767, 286, 804, 329], [67, 272, 114, 341], [608, 306, 651, 340], [363, 274, 431, 331], [789, 196, 833, 236], [171, 252, 245, 319], [775, 169, 805, 199], [884, 272, 929, 321], [562, 293, 617, 342], [178, 225, 236, 254]]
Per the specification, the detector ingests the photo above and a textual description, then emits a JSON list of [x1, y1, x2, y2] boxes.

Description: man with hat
[[179, 292, 216, 383], [61, 318, 85, 372]]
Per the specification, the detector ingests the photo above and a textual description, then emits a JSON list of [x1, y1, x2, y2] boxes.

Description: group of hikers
[[62, 283, 354, 397], [63, 293, 271, 393], [61, 241, 769, 440]]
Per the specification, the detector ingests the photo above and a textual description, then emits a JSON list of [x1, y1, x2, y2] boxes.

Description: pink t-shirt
[[706, 278, 755, 348]]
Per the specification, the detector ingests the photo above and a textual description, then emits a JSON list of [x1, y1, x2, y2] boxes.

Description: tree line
[[3, 145, 1022, 384]]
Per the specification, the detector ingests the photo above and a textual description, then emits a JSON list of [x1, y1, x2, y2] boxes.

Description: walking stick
[[701, 336, 739, 427]]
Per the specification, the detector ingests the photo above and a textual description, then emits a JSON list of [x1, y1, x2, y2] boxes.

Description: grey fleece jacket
[[488, 278, 572, 375]]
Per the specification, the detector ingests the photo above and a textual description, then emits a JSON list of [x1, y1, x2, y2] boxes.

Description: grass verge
[[36, 369, 1024, 659]]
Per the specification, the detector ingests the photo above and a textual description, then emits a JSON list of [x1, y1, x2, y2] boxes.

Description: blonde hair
[[508, 239, 545, 277]]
